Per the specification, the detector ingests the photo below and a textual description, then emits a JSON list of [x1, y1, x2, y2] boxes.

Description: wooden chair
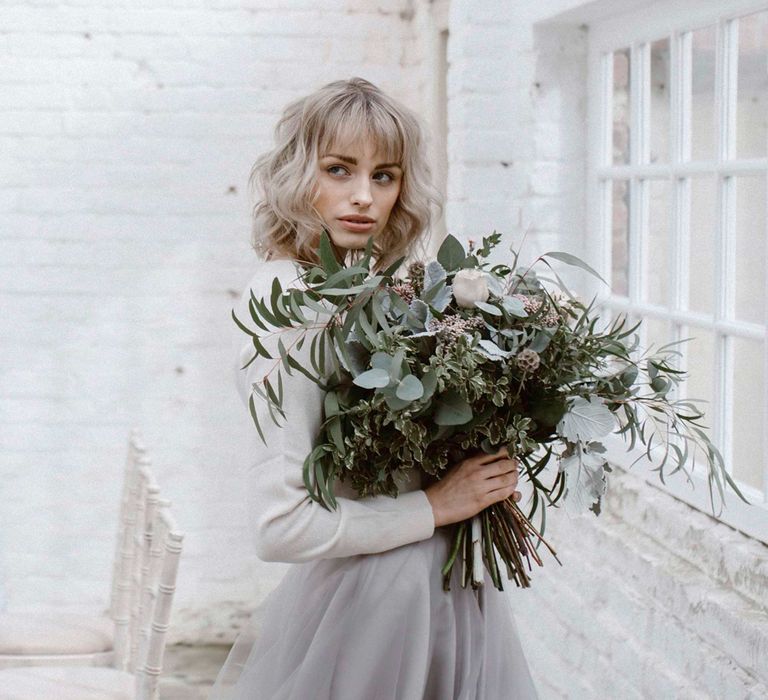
[[134, 502, 184, 700], [0, 430, 147, 669], [0, 489, 185, 699]]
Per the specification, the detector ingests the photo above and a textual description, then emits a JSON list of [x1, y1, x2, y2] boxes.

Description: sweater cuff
[[397, 489, 436, 541]]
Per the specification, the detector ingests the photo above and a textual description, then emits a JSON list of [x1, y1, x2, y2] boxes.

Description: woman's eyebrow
[[323, 153, 402, 169]]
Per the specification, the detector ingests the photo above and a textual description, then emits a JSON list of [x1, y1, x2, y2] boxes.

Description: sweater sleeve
[[232, 261, 436, 564]]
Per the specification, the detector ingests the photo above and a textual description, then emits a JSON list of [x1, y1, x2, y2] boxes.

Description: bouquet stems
[[441, 497, 562, 591], [471, 516, 483, 586]]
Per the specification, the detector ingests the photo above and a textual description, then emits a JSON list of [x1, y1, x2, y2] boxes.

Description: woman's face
[[313, 137, 402, 252]]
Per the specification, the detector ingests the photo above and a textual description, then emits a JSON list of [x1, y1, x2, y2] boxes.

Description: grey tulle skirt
[[208, 528, 538, 700]]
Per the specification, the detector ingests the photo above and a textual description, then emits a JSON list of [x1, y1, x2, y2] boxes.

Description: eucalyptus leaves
[[234, 229, 748, 591]]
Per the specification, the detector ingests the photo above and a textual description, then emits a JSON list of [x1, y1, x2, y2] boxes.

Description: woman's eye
[[325, 165, 396, 182]]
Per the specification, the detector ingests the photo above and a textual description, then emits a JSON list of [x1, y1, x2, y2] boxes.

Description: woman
[[210, 77, 538, 699]]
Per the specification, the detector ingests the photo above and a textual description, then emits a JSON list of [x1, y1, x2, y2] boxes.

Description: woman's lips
[[338, 219, 375, 232]]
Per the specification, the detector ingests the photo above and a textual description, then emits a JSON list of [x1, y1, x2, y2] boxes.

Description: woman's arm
[[232, 262, 435, 564]]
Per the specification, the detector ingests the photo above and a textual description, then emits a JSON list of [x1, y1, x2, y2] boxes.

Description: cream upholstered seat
[[0, 430, 147, 670], [0, 666, 134, 700], [0, 492, 184, 700], [0, 613, 113, 660]]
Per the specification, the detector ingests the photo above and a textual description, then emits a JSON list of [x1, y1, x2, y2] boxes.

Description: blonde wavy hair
[[249, 77, 443, 274]]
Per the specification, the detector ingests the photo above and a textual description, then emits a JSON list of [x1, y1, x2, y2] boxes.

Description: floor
[[160, 644, 233, 699]]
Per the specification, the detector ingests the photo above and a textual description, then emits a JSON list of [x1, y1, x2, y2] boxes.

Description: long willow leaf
[[543, 251, 607, 285], [285, 353, 325, 388], [356, 307, 379, 347], [287, 291, 309, 324], [321, 265, 369, 289], [248, 393, 266, 445], [371, 292, 391, 332], [332, 324, 354, 371], [263, 375, 286, 420], [231, 308, 257, 337], [251, 292, 280, 328], [247, 298, 270, 332]]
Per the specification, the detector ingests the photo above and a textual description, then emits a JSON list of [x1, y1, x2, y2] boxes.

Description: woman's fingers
[[481, 457, 519, 479], [484, 469, 519, 492], [474, 446, 510, 465]]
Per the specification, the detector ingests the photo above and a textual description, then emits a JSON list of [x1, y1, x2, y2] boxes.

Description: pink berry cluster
[[512, 294, 561, 327], [427, 314, 485, 345], [391, 282, 416, 305]]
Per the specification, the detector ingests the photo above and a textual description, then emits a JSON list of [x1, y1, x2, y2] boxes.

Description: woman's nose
[[350, 177, 373, 206]]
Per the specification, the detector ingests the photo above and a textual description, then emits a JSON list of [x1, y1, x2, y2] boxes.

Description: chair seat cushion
[[0, 666, 133, 700], [0, 613, 113, 655]]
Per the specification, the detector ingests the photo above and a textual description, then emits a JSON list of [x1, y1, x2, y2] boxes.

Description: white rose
[[452, 269, 490, 308]]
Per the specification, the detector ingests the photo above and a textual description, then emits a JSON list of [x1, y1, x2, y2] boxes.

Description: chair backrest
[[113, 455, 160, 671], [108, 432, 184, 697], [134, 503, 184, 700], [129, 461, 162, 673], [109, 429, 146, 619]]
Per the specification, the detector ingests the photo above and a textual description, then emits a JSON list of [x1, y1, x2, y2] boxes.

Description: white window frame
[[421, 0, 450, 258], [585, 0, 768, 543]]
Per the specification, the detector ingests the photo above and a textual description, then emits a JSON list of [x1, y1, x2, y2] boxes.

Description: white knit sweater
[[232, 258, 436, 563]]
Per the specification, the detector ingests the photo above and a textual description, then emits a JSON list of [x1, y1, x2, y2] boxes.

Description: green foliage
[[233, 228, 749, 539], [436, 234, 466, 271]]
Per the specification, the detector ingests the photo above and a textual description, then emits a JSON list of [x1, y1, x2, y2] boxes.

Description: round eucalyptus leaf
[[434, 390, 473, 426], [396, 375, 424, 401], [474, 300, 503, 316], [353, 367, 391, 389], [620, 365, 639, 387]]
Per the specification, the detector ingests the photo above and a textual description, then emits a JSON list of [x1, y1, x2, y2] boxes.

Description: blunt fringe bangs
[[249, 77, 443, 273]]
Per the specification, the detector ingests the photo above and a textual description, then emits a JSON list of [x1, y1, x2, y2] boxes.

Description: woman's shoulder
[[254, 256, 301, 275], [245, 257, 304, 294]]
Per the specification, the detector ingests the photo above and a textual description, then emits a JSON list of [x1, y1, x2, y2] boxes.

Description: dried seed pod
[[515, 348, 541, 372]]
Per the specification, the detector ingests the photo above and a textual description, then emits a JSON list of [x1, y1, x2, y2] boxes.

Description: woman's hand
[[424, 447, 521, 528]]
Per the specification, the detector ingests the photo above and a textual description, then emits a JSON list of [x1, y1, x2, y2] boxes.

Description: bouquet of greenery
[[234, 230, 748, 591]]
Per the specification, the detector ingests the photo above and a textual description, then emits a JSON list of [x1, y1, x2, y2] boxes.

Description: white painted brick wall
[[0, 0, 418, 643], [511, 466, 768, 698], [443, 1, 588, 276], [2, 0, 766, 696]]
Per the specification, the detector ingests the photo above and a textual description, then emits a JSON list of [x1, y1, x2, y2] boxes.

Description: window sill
[[603, 433, 768, 545]]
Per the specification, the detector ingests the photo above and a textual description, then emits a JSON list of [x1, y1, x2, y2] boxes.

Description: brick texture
[[0, 0, 417, 643], [1, 1, 766, 697]]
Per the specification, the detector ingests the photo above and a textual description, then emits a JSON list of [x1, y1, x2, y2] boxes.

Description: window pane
[[644, 317, 672, 355], [688, 176, 717, 315], [683, 327, 716, 441], [732, 337, 765, 489], [691, 25, 717, 161], [650, 38, 670, 164], [613, 48, 631, 165], [612, 179, 630, 295], [734, 175, 766, 324], [737, 10, 768, 159], [597, 303, 618, 331], [646, 318, 676, 399], [647, 179, 671, 305]]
